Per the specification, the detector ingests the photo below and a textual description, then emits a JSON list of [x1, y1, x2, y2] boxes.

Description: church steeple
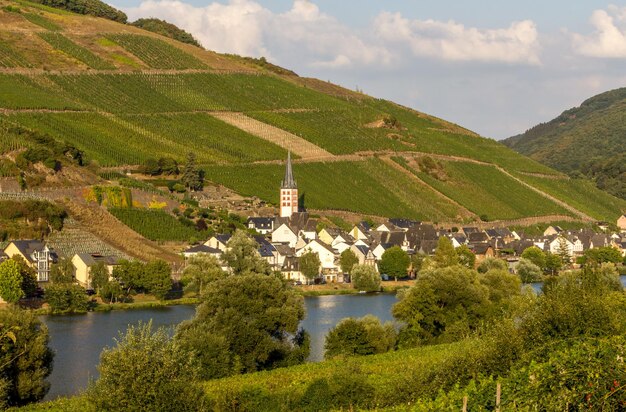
[[281, 151, 297, 189], [279, 152, 298, 218]]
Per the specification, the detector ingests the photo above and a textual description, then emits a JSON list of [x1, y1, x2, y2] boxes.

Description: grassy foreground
[[13, 338, 487, 411]]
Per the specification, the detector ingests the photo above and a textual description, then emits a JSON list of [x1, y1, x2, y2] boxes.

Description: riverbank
[[29, 295, 200, 316], [294, 280, 414, 296]]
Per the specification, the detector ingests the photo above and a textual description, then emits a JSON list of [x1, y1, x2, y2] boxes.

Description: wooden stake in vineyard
[[496, 382, 501, 412]]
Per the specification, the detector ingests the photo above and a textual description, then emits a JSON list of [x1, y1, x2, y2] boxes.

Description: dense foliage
[[350, 264, 380, 292], [324, 315, 396, 359], [0, 308, 54, 408], [504, 87, 626, 200], [87, 322, 206, 411], [131, 18, 202, 48], [25, 0, 126, 22], [176, 273, 309, 377]]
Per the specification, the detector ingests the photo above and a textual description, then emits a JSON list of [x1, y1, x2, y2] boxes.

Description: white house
[[618, 215, 626, 232], [349, 223, 370, 241], [296, 240, 338, 282], [204, 234, 231, 252], [272, 223, 299, 247], [548, 236, 575, 258]]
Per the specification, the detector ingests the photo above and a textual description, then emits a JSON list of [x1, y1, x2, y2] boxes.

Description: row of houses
[[1, 240, 120, 290], [183, 214, 626, 283]]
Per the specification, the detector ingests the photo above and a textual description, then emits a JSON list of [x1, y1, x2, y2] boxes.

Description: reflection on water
[[302, 294, 398, 362], [41, 294, 397, 400]]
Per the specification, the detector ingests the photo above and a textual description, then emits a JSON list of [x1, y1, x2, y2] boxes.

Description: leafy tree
[[222, 230, 271, 275], [12, 256, 36, 298], [0, 308, 54, 407], [100, 280, 124, 304], [0, 260, 24, 304], [351, 264, 381, 292], [140, 158, 161, 176], [131, 18, 202, 47], [555, 236, 572, 265], [158, 157, 179, 175], [88, 322, 206, 411], [339, 249, 358, 274], [176, 274, 308, 375], [521, 246, 546, 270], [410, 252, 426, 277], [299, 251, 321, 284], [324, 315, 396, 359], [378, 246, 410, 280], [433, 237, 458, 268], [112, 260, 145, 295], [516, 258, 543, 283], [579, 246, 622, 266], [49, 258, 75, 284], [479, 269, 521, 307], [393, 265, 493, 345], [45, 284, 89, 313], [143, 260, 172, 300], [181, 152, 204, 192], [182, 255, 225, 294], [456, 244, 476, 269], [90, 262, 109, 294], [477, 257, 508, 274], [544, 252, 562, 275]]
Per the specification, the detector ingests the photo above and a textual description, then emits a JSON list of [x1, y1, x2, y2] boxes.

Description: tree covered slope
[[503, 88, 626, 200], [0, 0, 624, 223]]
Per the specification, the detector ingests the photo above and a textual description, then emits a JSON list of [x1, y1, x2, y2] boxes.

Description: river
[[41, 293, 397, 400]]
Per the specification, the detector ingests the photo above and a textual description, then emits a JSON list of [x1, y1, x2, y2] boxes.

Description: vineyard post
[[496, 382, 501, 412], [462, 396, 468, 412]]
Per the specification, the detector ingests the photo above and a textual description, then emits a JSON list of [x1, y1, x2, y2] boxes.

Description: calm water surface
[[41, 294, 397, 400]]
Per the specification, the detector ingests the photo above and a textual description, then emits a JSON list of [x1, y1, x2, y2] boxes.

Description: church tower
[[280, 152, 298, 218]]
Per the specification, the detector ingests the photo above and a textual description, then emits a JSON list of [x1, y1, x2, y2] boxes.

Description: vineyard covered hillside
[[0, 0, 624, 225]]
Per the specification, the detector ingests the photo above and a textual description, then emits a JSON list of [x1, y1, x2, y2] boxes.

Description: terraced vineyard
[[0, 0, 623, 226], [109, 208, 210, 242], [404, 158, 572, 221], [38, 32, 115, 69], [514, 174, 626, 222]]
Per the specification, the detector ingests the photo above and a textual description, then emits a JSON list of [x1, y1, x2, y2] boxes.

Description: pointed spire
[[281, 151, 297, 189]]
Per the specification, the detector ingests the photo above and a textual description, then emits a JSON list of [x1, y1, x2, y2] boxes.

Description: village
[[1, 153, 625, 294]]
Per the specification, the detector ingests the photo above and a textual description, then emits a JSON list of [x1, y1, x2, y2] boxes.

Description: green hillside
[[0, 0, 624, 224], [504, 88, 626, 200]]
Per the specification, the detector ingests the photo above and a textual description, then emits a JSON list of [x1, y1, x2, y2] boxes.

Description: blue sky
[[110, 0, 626, 139]]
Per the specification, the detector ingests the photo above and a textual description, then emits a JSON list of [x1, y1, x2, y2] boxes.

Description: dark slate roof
[[273, 244, 295, 257], [247, 217, 274, 229], [184, 245, 222, 255], [76, 253, 120, 266], [462, 227, 480, 235], [215, 234, 232, 244], [468, 232, 489, 243], [388, 218, 419, 229], [417, 239, 438, 255], [380, 231, 406, 247], [354, 245, 369, 256], [406, 224, 438, 244], [7, 240, 57, 263], [358, 221, 371, 232], [281, 151, 297, 189], [282, 256, 299, 271], [276, 212, 310, 234], [470, 243, 493, 254]]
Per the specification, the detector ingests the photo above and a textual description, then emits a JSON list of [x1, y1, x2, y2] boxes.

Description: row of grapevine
[[202, 158, 464, 221], [21, 12, 61, 31], [0, 74, 83, 110], [105, 34, 207, 70], [47, 224, 131, 259], [514, 173, 626, 222], [412, 159, 571, 220], [38, 32, 115, 70], [4, 111, 287, 166], [109, 208, 210, 242], [0, 40, 32, 68]]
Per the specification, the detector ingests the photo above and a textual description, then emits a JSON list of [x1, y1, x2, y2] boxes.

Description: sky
[[109, 0, 626, 139]]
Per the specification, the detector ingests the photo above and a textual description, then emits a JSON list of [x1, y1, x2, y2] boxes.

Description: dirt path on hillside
[[209, 112, 334, 160]]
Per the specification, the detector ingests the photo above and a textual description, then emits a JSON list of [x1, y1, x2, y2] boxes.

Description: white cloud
[[373, 12, 541, 65], [572, 6, 626, 58], [120, 0, 540, 68], [121, 0, 390, 68]]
